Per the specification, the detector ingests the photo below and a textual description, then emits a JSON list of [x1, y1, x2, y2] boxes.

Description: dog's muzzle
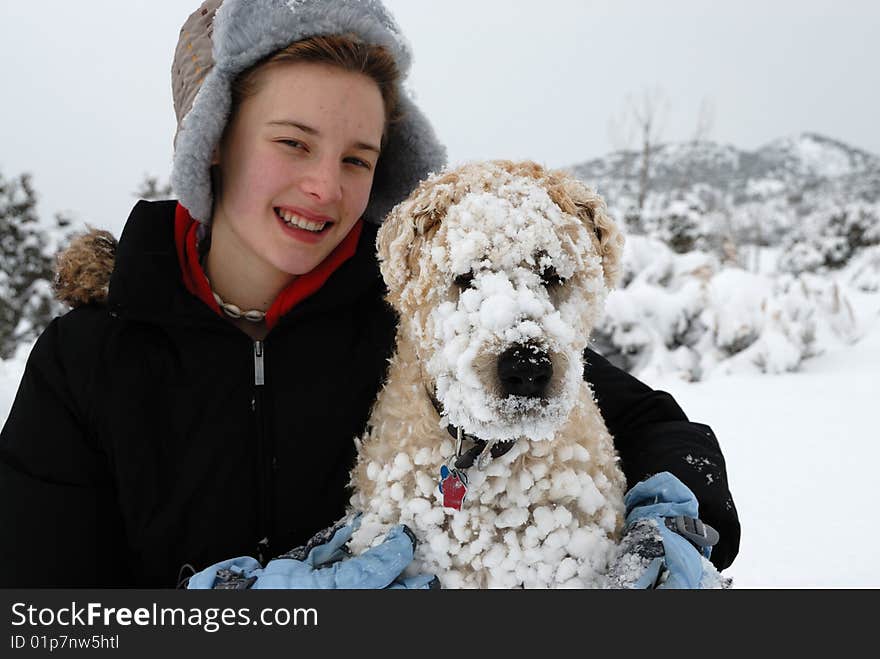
[[497, 343, 553, 398]]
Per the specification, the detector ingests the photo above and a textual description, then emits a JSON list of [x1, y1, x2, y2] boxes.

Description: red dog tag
[[439, 466, 468, 510]]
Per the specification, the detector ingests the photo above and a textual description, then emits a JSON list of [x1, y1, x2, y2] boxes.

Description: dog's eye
[[454, 271, 475, 290], [541, 266, 565, 288]]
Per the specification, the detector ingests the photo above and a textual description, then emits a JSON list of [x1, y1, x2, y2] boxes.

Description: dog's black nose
[[497, 344, 553, 398]]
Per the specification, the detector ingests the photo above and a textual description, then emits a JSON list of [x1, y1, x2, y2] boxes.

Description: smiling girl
[[0, 0, 739, 587], [207, 55, 387, 339]]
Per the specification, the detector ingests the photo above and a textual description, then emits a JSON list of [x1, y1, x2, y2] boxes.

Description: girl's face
[[211, 61, 386, 278]]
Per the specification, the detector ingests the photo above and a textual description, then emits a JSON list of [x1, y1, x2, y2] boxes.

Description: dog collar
[[425, 384, 518, 511], [424, 386, 516, 470]]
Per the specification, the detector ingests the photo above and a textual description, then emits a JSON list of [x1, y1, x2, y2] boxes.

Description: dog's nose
[[497, 344, 553, 398]]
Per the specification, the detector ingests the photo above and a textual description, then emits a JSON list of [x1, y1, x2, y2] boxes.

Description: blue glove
[[610, 472, 718, 589], [187, 517, 440, 590]]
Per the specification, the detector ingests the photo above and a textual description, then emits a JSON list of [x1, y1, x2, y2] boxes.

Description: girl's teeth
[[278, 209, 327, 232]]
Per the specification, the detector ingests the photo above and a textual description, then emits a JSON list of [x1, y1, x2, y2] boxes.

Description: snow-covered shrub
[[593, 236, 717, 380], [646, 198, 703, 253], [779, 201, 880, 274], [704, 270, 769, 356], [730, 199, 797, 248], [777, 241, 825, 275], [592, 235, 861, 381], [847, 246, 880, 292], [794, 273, 859, 345], [641, 186, 731, 255], [701, 271, 817, 376]]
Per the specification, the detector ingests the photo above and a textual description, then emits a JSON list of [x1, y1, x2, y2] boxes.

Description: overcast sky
[[1, 0, 878, 236]]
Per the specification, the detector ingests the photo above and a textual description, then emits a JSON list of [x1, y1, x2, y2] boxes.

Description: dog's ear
[[376, 172, 458, 299], [557, 177, 625, 290], [376, 198, 419, 298]]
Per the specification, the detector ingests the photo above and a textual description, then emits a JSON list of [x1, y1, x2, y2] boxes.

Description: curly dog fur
[[348, 160, 629, 588]]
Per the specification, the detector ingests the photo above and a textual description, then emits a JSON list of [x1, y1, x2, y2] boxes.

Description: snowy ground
[[0, 341, 31, 425], [2, 291, 878, 588], [650, 288, 880, 588]]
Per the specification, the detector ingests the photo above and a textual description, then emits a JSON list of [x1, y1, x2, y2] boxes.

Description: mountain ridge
[[568, 132, 880, 207]]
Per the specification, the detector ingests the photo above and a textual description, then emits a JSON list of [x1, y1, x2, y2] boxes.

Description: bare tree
[[607, 87, 669, 213], [629, 88, 668, 211], [676, 95, 717, 190], [135, 174, 173, 201], [606, 114, 636, 154], [692, 96, 715, 144]]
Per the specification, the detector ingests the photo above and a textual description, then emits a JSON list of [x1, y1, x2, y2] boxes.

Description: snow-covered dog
[[348, 161, 629, 588]]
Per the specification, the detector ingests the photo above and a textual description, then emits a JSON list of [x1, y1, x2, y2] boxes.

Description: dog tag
[[438, 465, 468, 511]]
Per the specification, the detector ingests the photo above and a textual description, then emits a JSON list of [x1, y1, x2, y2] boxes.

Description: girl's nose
[[300, 158, 343, 205]]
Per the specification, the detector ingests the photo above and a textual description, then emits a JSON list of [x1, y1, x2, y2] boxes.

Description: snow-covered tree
[[135, 174, 173, 201], [0, 171, 69, 359]]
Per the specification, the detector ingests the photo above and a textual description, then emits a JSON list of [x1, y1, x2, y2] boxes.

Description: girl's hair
[[229, 34, 403, 131]]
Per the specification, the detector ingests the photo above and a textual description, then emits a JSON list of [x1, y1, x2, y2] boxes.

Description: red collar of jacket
[[174, 203, 363, 330]]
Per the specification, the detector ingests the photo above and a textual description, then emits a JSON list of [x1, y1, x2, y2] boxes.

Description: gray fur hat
[[171, 0, 447, 224]]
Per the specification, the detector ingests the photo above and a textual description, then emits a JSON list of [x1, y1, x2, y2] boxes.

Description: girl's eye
[[344, 157, 372, 170], [280, 139, 306, 150]]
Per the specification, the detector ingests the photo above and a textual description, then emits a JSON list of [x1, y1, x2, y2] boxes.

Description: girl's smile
[[274, 206, 335, 243]]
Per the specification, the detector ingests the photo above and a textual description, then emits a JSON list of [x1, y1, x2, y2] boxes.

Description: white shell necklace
[[211, 290, 267, 323], [200, 239, 267, 323]]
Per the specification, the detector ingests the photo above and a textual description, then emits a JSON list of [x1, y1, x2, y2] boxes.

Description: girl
[[0, 0, 738, 588]]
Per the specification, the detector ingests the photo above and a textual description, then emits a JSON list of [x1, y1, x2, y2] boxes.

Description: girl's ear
[[210, 147, 220, 166]]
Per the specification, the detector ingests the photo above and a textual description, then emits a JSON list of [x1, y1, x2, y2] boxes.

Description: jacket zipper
[[254, 340, 265, 386], [252, 339, 274, 563]]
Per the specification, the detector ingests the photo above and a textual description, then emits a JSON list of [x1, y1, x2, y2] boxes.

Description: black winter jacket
[[0, 200, 739, 587]]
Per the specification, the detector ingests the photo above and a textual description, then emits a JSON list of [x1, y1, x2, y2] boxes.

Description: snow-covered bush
[[779, 201, 880, 274], [729, 198, 793, 248], [592, 235, 862, 381], [847, 246, 880, 292], [592, 236, 715, 379], [700, 271, 818, 377], [640, 185, 731, 255]]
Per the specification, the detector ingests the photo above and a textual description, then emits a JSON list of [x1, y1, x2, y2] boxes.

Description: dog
[[348, 160, 630, 588]]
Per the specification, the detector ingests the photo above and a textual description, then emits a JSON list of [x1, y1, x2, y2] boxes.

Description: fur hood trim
[[53, 229, 117, 307]]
